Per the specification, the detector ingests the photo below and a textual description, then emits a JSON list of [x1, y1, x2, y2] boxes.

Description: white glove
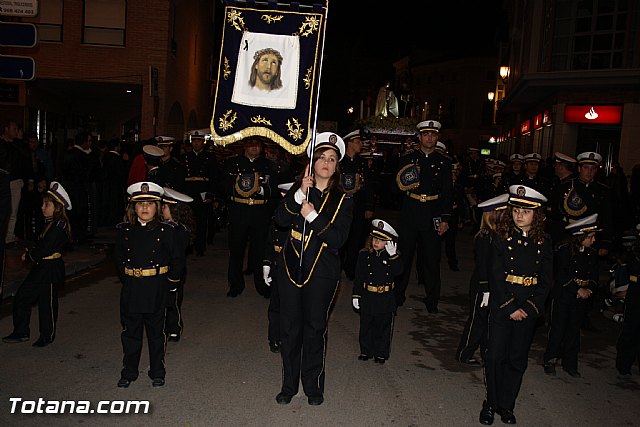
[[352, 297, 360, 310], [480, 292, 490, 308], [385, 241, 397, 256], [262, 265, 272, 286]]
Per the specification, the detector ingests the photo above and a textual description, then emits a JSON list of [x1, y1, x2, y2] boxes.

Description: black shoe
[[358, 354, 370, 361], [462, 357, 482, 366], [543, 362, 556, 376], [308, 395, 324, 406], [32, 338, 53, 347], [496, 408, 516, 424], [2, 333, 29, 343], [563, 368, 581, 378], [479, 401, 495, 425], [167, 334, 180, 342], [269, 341, 281, 353], [117, 378, 132, 388], [276, 393, 292, 404], [152, 378, 165, 387], [374, 357, 386, 364]]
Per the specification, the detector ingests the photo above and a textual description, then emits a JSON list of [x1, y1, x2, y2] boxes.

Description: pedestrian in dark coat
[[352, 219, 402, 363], [616, 234, 640, 377], [115, 182, 184, 388], [3, 182, 72, 347], [273, 132, 353, 406]]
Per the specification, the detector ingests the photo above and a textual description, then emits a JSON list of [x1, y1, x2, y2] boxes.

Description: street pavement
[[0, 217, 639, 426]]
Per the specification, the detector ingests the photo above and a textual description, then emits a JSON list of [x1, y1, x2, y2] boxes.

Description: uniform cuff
[[305, 210, 318, 223]]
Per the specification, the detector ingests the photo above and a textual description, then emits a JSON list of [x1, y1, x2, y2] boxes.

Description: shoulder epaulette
[[55, 219, 67, 230], [162, 220, 179, 228]]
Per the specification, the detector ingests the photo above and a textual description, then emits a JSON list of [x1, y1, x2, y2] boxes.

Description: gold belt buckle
[[248, 198, 254, 205], [420, 194, 427, 202], [523, 277, 533, 286], [133, 268, 143, 278], [377, 286, 385, 293]]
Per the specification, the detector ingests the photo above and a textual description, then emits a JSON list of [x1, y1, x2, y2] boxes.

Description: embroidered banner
[[210, 5, 325, 154]]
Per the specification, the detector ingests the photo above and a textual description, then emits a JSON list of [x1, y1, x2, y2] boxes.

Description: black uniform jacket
[[223, 154, 277, 203], [24, 218, 69, 284], [353, 248, 403, 314], [396, 149, 453, 222], [489, 227, 553, 318], [340, 154, 374, 213], [554, 242, 599, 302], [115, 220, 185, 313], [275, 185, 353, 287], [470, 231, 493, 296]]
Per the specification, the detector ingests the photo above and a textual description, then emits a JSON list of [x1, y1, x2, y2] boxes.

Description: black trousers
[[267, 270, 281, 343], [397, 221, 442, 307], [616, 291, 640, 374], [165, 284, 184, 337], [120, 307, 166, 381], [359, 311, 394, 359], [444, 218, 459, 268], [544, 297, 588, 370], [12, 278, 59, 341], [192, 200, 210, 254], [278, 273, 338, 398], [484, 311, 537, 411], [456, 291, 489, 362], [227, 204, 270, 296]]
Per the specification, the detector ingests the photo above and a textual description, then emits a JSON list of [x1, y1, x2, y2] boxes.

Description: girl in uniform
[[456, 193, 509, 365], [115, 182, 184, 388], [480, 185, 552, 425], [543, 214, 600, 377], [352, 219, 402, 364], [273, 132, 353, 406], [3, 182, 72, 347], [161, 187, 194, 342]]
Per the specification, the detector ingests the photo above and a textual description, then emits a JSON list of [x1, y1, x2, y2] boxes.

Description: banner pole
[[299, 0, 329, 269]]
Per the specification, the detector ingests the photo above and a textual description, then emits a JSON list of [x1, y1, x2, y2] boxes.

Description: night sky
[[318, 0, 508, 124]]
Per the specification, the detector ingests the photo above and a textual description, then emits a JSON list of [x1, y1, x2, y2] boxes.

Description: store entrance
[[575, 125, 621, 174]]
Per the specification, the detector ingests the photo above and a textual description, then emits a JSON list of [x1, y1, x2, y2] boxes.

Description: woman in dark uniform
[[3, 182, 72, 347], [115, 182, 184, 388], [480, 185, 552, 425], [274, 132, 353, 406]]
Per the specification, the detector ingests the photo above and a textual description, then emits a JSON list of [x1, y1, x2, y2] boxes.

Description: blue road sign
[[0, 22, 37, 47], [0, 55, 35, 80]]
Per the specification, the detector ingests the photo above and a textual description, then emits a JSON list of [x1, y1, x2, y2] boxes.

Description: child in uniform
[[352, 219, 403, 364], [161, 187, 194, 342], [543, 214, 600, 377], [115, 181, 184, 388], [3, 182, 72, 347]]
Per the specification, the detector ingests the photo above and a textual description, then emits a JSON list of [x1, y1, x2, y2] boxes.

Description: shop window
[[35, 0, 63, 42]]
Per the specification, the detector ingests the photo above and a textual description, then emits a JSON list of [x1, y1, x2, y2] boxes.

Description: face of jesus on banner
[[250, 48, 283, 91]]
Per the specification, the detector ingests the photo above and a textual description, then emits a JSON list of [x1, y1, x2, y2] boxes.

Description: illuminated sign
[[534, 114, 543, 129], [564, 105, 623, 124], [480, 148, 491, 156], [543, 110, 551, 125], [520, 120, 530, 134]]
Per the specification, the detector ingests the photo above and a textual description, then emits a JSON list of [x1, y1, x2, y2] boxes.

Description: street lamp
[[487, 91, 495, 102], [499, 66, 510, 82]]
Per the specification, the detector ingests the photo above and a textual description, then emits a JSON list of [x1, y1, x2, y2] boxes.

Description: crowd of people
[[2, 117, 640, 422]]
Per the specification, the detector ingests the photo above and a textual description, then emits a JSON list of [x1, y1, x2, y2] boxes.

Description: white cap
[[554, 152, 576, 164], [524, 153, 542, 162], [417, 120, 441, 133], [306, 132, 345, 160], [162, 187, 193, 204], [48, 181, 72, 210], [436, 141, 447, 152], [565, 213, 601, 235], [510, 153, 524, 162], [508, 185, 547, 209], [143, 145, 164, 158], [343, 130, 363, 142], [577, 151, 603, 165], [478, 193, 509, 212], [370, 219, 398, 241], [155, 136, 176, 145], [278, 182, 294, 193], [127, 181, 164, 201]]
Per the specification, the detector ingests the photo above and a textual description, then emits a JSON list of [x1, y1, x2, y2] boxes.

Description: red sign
[[564, 105, 623, 124], [534, 114, 543, 129], [520, 120, 530, 134], [542, 110, 550, 125]]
